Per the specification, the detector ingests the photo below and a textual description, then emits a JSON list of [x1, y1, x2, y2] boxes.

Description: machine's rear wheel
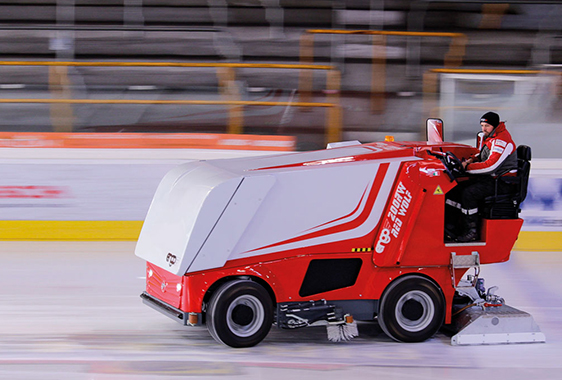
[[378, 275, 444, 342], [207, 279, 273, 348]]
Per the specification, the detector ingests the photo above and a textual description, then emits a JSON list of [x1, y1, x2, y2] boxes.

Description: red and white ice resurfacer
[[135, 119, 545, 347]]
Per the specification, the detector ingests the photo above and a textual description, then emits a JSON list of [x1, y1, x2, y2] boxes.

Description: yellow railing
[[299, 29, 468, 113], [0, 61, 336, 69], [0, 61, 342, 144]]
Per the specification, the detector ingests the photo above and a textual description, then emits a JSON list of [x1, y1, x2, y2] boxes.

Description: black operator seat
[[483, 145, 532, 219]]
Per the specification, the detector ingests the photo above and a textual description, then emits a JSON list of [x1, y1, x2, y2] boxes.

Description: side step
[[451, 304, 546, 345]]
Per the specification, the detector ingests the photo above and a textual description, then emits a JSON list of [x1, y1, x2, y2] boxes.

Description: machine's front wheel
[[378, 275, 444, 342], [207, 280, 273, 348]]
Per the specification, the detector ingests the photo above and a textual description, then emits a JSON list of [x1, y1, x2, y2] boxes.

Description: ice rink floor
[[1, 241, 561, 380]]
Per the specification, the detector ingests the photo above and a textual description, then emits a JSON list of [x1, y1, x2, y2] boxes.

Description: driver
[[447, 111, 518, 242]]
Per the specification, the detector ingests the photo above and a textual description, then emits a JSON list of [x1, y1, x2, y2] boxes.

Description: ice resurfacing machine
[[135, 119, 545, 347]]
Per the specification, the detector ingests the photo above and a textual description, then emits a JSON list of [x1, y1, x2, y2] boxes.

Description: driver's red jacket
[[467, 122, 518, 177]]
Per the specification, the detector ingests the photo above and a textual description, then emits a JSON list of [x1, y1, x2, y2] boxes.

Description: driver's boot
[[456, 216, 478, 243]]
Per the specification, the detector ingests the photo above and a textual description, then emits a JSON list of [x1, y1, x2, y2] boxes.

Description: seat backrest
[[516, 145, 531, 203], [517, 145, 531, 162], [484, 145, 531, 219]]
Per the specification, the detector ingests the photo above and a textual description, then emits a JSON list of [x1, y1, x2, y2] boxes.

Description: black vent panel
[[299, 258, 363, 298]]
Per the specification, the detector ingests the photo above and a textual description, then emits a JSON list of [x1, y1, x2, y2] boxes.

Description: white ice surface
[[0, 242, 561, 380]]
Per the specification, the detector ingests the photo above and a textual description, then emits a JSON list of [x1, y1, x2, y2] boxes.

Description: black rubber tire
[[378, 275, 445, 343], [206, 280, 273, 348]]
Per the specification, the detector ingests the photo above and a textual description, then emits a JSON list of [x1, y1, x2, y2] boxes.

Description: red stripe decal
[[305, 186, 369, 232], [244, 163, 390, 253]]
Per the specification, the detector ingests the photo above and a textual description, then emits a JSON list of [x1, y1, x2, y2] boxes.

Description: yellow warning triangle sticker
[[434, 185, 444, 195]]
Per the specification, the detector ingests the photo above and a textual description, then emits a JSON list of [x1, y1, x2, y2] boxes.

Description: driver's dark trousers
[[446, 175, 514, 239]]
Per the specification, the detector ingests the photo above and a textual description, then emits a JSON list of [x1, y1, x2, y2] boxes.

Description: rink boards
[[0, 136, 561, 250]]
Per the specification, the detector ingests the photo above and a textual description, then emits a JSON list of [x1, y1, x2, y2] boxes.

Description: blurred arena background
[[0, 0, 561, 248], [1, 3, 562, 380]]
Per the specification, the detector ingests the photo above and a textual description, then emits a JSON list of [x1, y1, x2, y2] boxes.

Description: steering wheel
[[444, 151, 463, 173], [428, 151, 465, 181]]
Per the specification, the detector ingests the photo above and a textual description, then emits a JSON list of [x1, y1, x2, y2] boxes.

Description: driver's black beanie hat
[[480, 112, 500, 128]]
